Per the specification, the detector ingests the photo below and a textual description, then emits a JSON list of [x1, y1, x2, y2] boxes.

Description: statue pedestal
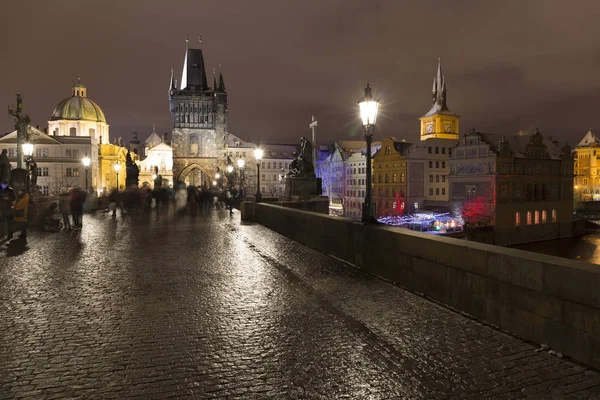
[[284, 176, 322, 199]]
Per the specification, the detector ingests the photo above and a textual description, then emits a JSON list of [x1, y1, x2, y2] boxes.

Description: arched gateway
[[176, 162, 213, 187]]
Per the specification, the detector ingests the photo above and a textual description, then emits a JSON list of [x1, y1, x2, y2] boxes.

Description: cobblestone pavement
[[1, 209, 599, 399]]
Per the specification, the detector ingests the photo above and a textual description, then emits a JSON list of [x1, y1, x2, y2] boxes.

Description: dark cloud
[[2, 0, 600, 146]]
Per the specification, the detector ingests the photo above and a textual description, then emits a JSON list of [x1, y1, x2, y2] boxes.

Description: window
[[273, 174, 277, 181], [414, 202, 419, 210], [8, 149, 15, 157], [466, 185, 476, 199], [542, 210, 547, 224], [442, 161, 446, 168], [435, 147, 439, 154], [429, 188, 434, 195], [442, 188, 446, 195], [401, 173, 405, 183], [385, 174, 389, 183], [267, 162, 271, 169], [442, 175, 446, 183], [89, 128, 95, 137], [385, 188, 389, 197], [515, 212, 521, 227], [428, 161, 433, 168], [261, 174, 265, 180], [392, 173, 397, 183], [448, 148, 452, 156], [436, 175, 440, 182], [66, 149, 72, 157], [429, 175, 433, 182], [36, 148, 48, 158], [436, 161, 439, 168], [552, 209, 557, 223], [66, 168, 78, 177], [42, 186, 49, 195], [69, 127, 77, 136], [534, 211, 540, 224], [428, 146, 432, 154], [261, 162, 265, 169], [37, 167, 49, 176], [442, 148, 446, 154], [527, 211, 532, 225], [378, 174, 382, 183]]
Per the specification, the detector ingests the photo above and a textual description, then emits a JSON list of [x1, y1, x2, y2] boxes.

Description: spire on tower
[[169, 68, 175, 91], [422, 57, 455, 117], [179, 34, 208, 91], [213, 68, 217, 90]]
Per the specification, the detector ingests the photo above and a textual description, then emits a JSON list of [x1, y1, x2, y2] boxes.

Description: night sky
[[2, 1, 600, 146]]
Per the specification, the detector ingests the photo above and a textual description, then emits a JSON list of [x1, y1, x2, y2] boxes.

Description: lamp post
[[82, 156, 91, 191], [358, 83, 379, 223], [227, 164, 234, 187], [22, 142, 34, 194], [237, 158, 245, 195], [114, 163, 121, 190], [254, 148, 263, 202]]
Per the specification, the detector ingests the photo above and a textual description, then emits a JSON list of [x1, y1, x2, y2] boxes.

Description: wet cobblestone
[[0, 209, 599, 399]]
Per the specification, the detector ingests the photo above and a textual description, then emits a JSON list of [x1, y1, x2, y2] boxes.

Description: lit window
[[534, 210, 540, 224], [542, 210, 547, 224], [527, 211, 532, 225], [552, 209, 557, 223], [515, 212, 521, 227]]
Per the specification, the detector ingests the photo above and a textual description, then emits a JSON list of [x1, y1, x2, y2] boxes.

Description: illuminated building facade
[[449, 128, 574, 245], [573, 130, 600, 201]]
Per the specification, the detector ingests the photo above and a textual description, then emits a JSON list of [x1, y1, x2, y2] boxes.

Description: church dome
[[50, 81, 107, 123]]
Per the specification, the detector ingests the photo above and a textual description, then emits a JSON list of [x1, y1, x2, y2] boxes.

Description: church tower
[[419, 58, 459, 141], [169, 37, 228, 184]]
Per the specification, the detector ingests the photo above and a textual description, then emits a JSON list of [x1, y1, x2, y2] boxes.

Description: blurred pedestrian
[[59, 188, 72, 231], [12, 188, 29, 238], [70, 186, 86, 228], [0, 179, 15, 239]]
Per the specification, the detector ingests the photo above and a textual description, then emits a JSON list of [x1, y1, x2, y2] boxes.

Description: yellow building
[[574, 130, 600, 201], [98, 142, 133, 193], [372, 137, 412, 216]]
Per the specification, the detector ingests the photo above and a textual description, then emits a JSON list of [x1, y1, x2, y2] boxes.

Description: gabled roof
[[0, 126, 63, 145], [226, 133, 255, 148], [466, 129, 564, 160], [577, 130, 600, 147], [145, 131, 163, 146], [148, 142, 172, 151]]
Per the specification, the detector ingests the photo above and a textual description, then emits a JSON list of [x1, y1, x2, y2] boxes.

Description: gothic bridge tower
[[169, 37, 228, 185]]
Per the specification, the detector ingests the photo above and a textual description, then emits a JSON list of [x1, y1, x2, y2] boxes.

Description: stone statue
[[125, 151, 139, 188], [299, 137, 315, 176], [287, 152, 301, 176], [0, 149, 11, 181]]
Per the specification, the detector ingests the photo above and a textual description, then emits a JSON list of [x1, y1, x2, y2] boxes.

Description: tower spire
[[218, 61, 226, 92], [169, 68, 175, 91], [213, 68, 217, 90], [180, 36, 189, 90]]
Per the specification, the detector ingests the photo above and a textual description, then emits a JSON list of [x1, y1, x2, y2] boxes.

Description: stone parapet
[[246, 202, 600, 369]]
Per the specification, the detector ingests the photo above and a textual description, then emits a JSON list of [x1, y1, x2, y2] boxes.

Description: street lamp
[[114, 163, 121, 190], [254, 148, 263, 202], [22, 142, 34, 194], [82, 156, 91, 190], [358, 83, 379, 223], [215, 173, 221, 179], [227, 165, 233, 174]]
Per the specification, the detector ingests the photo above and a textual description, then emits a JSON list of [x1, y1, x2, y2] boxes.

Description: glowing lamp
[[359, 84, 379, 130], [237, 159, 245, 168], [227, 165, 233, 173], [254, 148, 263, 162], [82, 156, 91, 168], [113, 163, 121, 172], [215, 173, 221, 179], [212, 180, 217, 186], [22, 142, 34, 157]]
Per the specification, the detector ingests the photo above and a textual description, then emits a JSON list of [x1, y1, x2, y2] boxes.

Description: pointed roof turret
[[577, 129, 600, 147], [218, 72, 226, 92], [213, 68, 217, 90], [179, 35, 208, 91], [423, 57, 456, 117], [169, 68, 176, 91]]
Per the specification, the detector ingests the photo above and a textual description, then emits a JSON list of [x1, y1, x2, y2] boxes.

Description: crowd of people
[[0, 179, 244, 239]]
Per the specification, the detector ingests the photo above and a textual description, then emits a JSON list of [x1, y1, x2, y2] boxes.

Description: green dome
[[50, 83, 107, 123]]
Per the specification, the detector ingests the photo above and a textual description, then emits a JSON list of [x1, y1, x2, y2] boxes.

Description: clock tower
[[419, 58, 459, 141]]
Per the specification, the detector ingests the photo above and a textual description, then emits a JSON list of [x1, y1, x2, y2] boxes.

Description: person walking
[[12, 188, 29, 238], [226, 186, 234, 215], [59, 188, 72, 231], [0, 179, 15, 239], [70, 186, 85, 228]]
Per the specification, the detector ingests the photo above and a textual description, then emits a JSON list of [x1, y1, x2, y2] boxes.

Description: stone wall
[[246, 202, 600, 369]]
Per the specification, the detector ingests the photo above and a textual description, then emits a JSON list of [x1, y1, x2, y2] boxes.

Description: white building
[[259, 144, 298, 197], [0, 126, 92, 195], [139, 127, 174, 188]]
